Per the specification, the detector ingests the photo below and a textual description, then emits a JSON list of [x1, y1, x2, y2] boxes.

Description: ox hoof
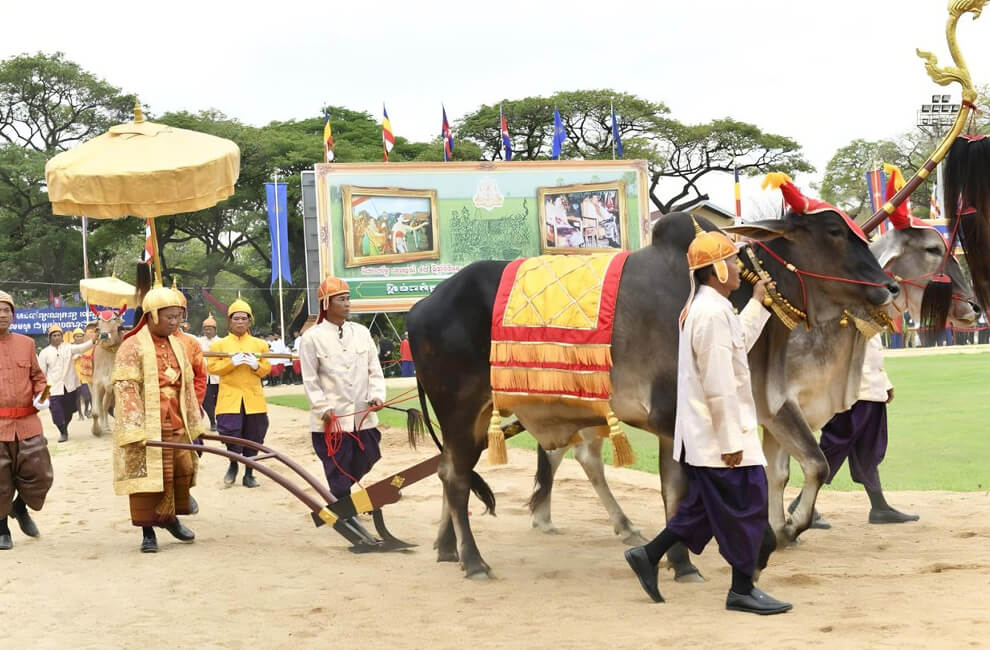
[[532, 521, 560, 535], [436, 550, 459, 563], [620, 531, 649, 547], [674, 569, 706, 584], [465, 569, 493, 580]]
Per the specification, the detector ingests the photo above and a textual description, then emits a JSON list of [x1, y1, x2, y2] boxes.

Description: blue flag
[[611, 105, 623, 159], [552, 108, 566, 160], [265, 182, 292, 285]]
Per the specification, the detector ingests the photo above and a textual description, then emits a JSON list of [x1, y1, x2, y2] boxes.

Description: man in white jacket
[[625, 222, 792, 615], [815, 335, 917, 524], [300, 276, 385, 503], [37, 324, 94, 443]]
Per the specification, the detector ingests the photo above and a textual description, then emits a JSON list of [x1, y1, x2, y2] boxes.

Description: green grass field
[[270, 352, 990, 492]]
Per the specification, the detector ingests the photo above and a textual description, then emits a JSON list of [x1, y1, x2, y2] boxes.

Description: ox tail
[[416, 379, 443, 452], [132, 262, 153, 324], [415, 379, 496, 516], [526, 445, 553, 513], [471, 471, 496, 516]]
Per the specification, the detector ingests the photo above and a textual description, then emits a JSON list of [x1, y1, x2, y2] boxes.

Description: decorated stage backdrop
[[312, 160, 651, 312]]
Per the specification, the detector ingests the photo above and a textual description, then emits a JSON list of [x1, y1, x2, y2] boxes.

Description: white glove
[[33, 395, 50, 411], [230, 353, 247, 366], [243, 354, 260, 370]]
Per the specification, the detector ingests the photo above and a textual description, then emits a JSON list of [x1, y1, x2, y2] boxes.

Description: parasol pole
[[274, 173, 286, 342], [81, 216, 90, 279], [148, 216, 163, 286]]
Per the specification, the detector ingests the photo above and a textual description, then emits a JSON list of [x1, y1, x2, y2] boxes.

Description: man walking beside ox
[[299, 277, 385, 506], [38, 323, 94, 442], [624, 221, 791, 615], [0, 290, 54, 550]]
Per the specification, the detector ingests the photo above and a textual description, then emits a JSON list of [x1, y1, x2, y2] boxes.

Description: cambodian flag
[[500, 107, 512, 161], [442, 106, 454, 162]]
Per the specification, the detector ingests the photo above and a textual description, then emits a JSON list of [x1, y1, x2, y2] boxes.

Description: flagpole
[[610, 100, 616, 161], [274, 173, 286, 342]]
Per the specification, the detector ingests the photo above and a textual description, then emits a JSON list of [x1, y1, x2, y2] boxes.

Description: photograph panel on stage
[[342, 186, 440, 268], [538, 181, 627, 254]]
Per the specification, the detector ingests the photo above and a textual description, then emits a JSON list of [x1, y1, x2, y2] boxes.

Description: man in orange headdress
[[624, 222, 791, 615], [299, 277, 385, 502], [111, 285, 204, 553]]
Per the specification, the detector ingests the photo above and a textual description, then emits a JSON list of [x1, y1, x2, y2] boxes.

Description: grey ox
[[408, 209, 902, 579], [526, 220, 978, 578]]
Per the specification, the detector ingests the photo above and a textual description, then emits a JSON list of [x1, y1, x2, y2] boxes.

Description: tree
[[819, 132, 940, 221], [651, 117, 813, 213], [0, 52, 137, 302], [456, 89, 811, 213]]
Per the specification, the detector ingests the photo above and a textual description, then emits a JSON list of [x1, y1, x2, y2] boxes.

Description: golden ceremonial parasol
[[45, 103, 240, 285], [79, 275, 136, 309]]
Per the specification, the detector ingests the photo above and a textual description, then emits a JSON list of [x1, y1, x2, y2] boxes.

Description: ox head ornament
[[725, 174, 898, 328]]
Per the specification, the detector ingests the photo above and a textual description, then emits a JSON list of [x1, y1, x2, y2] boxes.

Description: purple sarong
[[311, 428, 382, 499], [49, 391, 77, 430], [216, 402, 268, 458], [665, 464, 769, 575], [819, 399, 886, 492]]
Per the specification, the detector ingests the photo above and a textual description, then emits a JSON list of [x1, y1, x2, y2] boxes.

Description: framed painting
[[538, 180, 627, 254], [342, 185, 440, 268]]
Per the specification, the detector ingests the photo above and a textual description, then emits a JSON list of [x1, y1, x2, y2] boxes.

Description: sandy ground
[[4, 395, 990, 650]]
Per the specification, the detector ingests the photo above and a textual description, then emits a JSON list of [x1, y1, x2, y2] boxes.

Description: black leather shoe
[[726, 587, 792, 615], [164, 519, 195, 542], [624, 546, 663, 603], [13, 506, 39, 538], [242, 472, 260, 489], [223, 463, 238, 486], [141, 533, 158, 553], [58, 430, 68, 443], [869, 507, 919, 524], [0, 533, 11, 550], [187, 495, 199, 515]]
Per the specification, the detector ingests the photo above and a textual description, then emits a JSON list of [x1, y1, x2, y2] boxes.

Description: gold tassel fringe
[[491, 366, 611, 399], [607, 412, 636, 467], [487, 408, 508, 465], [490, 341, 612, 368]]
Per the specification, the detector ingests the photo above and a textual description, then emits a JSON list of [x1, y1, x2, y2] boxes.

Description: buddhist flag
[[441, 105, 454, 162], [865, 167, 887, 214], [323, 112, 335, 162], [382, 104, 395, 162], [500, 106, 512, 161], [733, 163, 742, 218], [551, 108, 566, 160]]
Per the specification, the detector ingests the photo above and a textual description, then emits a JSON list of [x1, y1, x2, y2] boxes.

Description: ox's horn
[[115, 303, 127, 317], [89, 303, 102, 317]]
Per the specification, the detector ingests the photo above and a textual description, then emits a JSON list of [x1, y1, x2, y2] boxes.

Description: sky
[[4, 0, 987, 214]]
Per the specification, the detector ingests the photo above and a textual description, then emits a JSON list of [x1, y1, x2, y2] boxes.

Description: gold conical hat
[[202, 313, 217, 328], [142, 285, 184, 324], [170, 277, 188, 309], [227, 294, 253, 319]]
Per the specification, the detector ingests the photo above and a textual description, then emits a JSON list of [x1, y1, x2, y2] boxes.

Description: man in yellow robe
[[112, 285, 205, 553], [207, 297, 271, 488]]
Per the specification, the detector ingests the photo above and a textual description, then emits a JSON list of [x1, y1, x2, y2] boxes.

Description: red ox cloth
[[490, 252, 629, 410]]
